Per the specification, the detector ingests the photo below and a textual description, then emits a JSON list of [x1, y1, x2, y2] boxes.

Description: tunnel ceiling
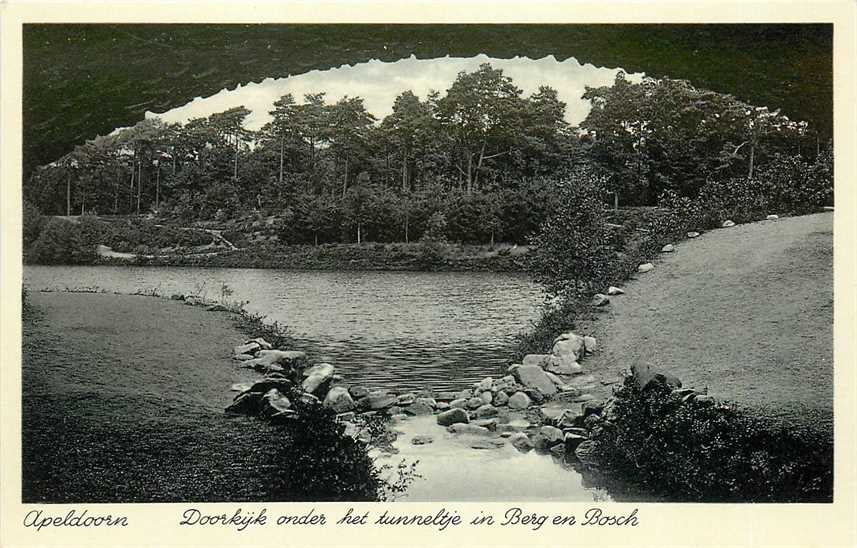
[[23, 24, 832, 176]]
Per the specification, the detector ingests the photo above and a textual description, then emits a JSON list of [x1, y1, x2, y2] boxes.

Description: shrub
[[527, 167, 612, 299], [28, 218, 98, 265], [23, 200, 45, 249], [588, 375, 833, 502]]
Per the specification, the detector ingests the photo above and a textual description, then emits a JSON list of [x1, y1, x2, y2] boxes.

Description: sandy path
[[583, 213, 833, 433]]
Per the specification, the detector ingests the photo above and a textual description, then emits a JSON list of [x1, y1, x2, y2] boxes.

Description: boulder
[[260, 388, 292, 417], [473, 418, 498, 430], [722, 220, 735, 227], [661, 243, 675, 253], [766, 214, 779, 221], [507, 391, 532, 410], [225, 391, 262, 415], [411, 435, 434, 446], [540, 425, 565, 445], [475, 404, 498, 418], [467, 397, 484, 410], [396, 393, 416, 406], [552, 333, 584, 360], [583, 336, 597, 354], [244, 350, 306, 373], [358, 392, 397, 411], [631, 364, 682, 391], [477, 377, 494, 392], [234, 342, 260, 356], [564, 433, 587, 451], [435, 391, 457, 402], [491, 375, 517, 393], [435, 401, 450, 411], [591, 293, 610, 307], [450, 398, 468, 409], [248, 337, 273, 350], [470, 440, 505, 450], [447, 423, 490, 436], [349, 386, 370, 399], [543, 370, 565, 387], [545, 361, 582, 376], [479, 391, 493, 404], [323, 386, 356, 413], [402, 401, 434, 416], [522, 354, 554, 368], [455, 389, 473, 400], [574, 440, 599, 465], [437, 408, 469, 426], [513, 364, 558, 396], [687, 231, 700, 238], [509, 433, 534, 453], [523, 387, 547, 404], [493, 391, 509, 407], [245, 378, 295, 395], [637, 263, 654, 273], [233, 353, 256, 361], [607, 286, 625, 295], [531, 434, 552, 452], [301, 363, 335, 395]]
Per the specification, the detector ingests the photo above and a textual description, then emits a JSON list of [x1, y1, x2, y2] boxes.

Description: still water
[[24, 266, 544, 392]]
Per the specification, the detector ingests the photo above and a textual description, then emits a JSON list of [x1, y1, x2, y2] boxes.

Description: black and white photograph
[[4, 10, 853, 537]]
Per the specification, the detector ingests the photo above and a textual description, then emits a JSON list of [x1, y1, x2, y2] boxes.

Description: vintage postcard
[[1, 2, 855, 547]]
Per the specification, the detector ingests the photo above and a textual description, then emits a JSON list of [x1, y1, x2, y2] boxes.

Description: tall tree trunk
[[474, 141, 487, 190], [466, 150, 473, 195], [80, 193, 85, 216], [404, 213, 409, 244], [136, 160, 143, 214], [278, 137, 285, 185], [66, 174, 71, 216], [128, 166, 135, 211], [155, 165, 161, 210], [748, 143, 755, 180], [342, 156, 349, 198], [402, 149, 408, 192], [357, 222, 361, 245], [614, 192, 619, 211], [233, 137, 239, 179]]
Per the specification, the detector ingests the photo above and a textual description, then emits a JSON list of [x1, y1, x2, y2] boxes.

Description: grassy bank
[[21, 291, 392, 502]]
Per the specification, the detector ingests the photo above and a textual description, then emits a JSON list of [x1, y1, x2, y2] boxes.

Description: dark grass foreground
[[21, 292, 382, 502]]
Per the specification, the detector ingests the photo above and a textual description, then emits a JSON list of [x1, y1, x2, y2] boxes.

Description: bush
[[23, 200, 45, 249], [527, 167, 612, 299], [27, 218, 98, 265], [588, 375, 833, 502]]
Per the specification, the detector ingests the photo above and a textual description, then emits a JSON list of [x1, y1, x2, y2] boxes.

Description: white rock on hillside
[[233, 342, 260, 356], [591, 293, 610, 307], [637, 263, 654, 273], [607, 286, 625, 296], [722, 220, 735, 227], [766, 214, 779, 221], [323, 386, 356, 413], [687, 231, 700, 238], [583, 336, 597, 354], [661, 244, 675, 252], [553, 333, 584, 360]]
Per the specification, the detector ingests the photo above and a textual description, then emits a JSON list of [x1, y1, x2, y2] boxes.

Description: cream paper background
[[1, 2, 855, 547]]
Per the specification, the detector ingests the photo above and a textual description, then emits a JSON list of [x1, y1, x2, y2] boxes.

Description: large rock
[[722, 220, 735, 228], [450, 398, 468, 409], [233, 353, 256, 361], [522, 354, 554, 368], [248, 337, 273, 350], [447, 423, 490, 436], [509, 433, 534, 453], [477, 377, 494, 392], [583, 336, 597, 354], [591, 293, 610, 307], [607, 286, 625, 295], [323, 386, 356, 413], [491, 375, 517, 393], [661, 243, 675, 253], [225, 391, 262, 415], [396, 393, 416, 406], [514, 364, 558, 396], [233, 342, 260, 356], [540, 425, 565, 445], [402, 401, 434, 416], [479, 391, 493, 404], [436, 408, 469, 426], [766, 214, 779, 221], [301, 363, 335, 395], [349, 386, 370, 399], [543, 370, 565, 387], [244, 350, 306, 373], [545, 361, 582, 376], [637, 263, 654, 273], [260, 388, 292, 417], [358, 392, 397, 411], [687, 231, 700, 238], [475, 404, 498, 418], [574, 440, 599, 465], [507, 391, 532, 410], [493, 391, 509, 406], [553, 333, 585, 360], [466, 397, 484, 410]]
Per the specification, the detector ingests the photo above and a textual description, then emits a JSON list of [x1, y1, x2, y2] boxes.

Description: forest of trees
[[25, 63, 830, 246]]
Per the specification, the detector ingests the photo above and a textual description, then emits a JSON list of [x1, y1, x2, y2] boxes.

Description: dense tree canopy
[[26, 63, 829, 247]]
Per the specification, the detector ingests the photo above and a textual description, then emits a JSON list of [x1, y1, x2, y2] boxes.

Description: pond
[[24, 266, 544, 392]]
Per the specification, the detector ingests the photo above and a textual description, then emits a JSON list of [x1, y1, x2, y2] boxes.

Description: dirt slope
[[584, 213, 833, 434]]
